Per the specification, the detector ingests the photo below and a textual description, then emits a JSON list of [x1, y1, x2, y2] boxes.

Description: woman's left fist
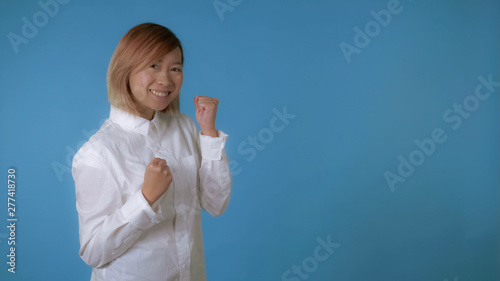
[[194, 95, 219, 137]]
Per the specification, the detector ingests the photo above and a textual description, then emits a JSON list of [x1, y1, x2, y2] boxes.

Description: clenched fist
[[141, 158, 172, 205], [194, 96, 219, 137]]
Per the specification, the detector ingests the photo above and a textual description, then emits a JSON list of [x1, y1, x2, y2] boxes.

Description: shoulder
[[72, 120, 123, 169]]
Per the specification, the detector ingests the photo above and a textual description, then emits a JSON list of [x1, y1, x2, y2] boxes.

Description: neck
[[134, 106, 154, 120]]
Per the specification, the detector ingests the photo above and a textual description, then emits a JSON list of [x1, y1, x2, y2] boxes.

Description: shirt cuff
[[120, 190, 159, 230], [200, 130, 228, 160]]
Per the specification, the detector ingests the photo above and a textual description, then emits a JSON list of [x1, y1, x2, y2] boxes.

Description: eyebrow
[[156, 59, 183, 65]]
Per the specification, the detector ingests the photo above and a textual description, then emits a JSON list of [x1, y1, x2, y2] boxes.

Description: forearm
[[73, 153, 161, 268], [198, 131, 232, 216], [78, 189, 158, 268]]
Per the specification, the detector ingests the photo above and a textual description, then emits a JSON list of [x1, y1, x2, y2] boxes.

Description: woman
[[72, 22, 232, 281]]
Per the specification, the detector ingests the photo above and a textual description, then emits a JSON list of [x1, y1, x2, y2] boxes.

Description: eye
[[171, 67, 182, 72], [150, 64, 159, 69]]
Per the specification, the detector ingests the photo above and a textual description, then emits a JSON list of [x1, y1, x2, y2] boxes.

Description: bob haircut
[[107, 23, 184, 115]]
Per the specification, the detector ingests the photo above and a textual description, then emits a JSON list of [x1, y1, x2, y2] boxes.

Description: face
[[129, 47, 183, 120]]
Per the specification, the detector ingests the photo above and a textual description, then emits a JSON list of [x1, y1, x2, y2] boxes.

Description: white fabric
[[72, 106, 231, 281]]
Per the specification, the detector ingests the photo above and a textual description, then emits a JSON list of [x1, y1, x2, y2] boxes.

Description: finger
[[164, 165, 171, 175], [197, 101, 218, 110], [197, 103, 217, 113], [150, 157, 163, 166], [197, 96, 218, 103], [198, 101, 217, 107], [158, 159, 167, 168], [193, 96, 200, 112]]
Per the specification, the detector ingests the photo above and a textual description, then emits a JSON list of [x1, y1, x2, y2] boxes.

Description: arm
[[72, 149, 161, 268], [193, 95, 232, 216], [198, 131, 232, 216]]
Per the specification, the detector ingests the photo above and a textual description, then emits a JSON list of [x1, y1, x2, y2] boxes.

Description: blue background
[[0, 0, 498, 280]]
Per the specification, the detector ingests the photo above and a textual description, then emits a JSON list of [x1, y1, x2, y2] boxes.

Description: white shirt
[[72, 106, 231, 281]]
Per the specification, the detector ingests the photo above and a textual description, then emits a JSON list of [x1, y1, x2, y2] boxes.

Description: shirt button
[[183, 264, 186, 269]]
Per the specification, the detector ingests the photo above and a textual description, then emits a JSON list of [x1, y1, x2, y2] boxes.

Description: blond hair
[[107, 23, 184, 115]]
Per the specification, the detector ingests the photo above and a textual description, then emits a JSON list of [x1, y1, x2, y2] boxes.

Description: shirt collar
[[109, 105, 161, 137]]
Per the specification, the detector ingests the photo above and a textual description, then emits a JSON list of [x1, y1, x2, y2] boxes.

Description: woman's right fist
[[142, 158, 172, 205]]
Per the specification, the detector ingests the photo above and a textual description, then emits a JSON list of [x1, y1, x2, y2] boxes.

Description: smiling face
[[129, 47, 184, 120]]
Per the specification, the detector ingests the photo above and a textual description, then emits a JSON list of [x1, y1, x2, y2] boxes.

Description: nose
[[156, 71, 172, 87]]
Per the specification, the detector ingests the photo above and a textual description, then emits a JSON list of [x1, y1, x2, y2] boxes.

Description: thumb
[[193, 96, 200, 112], [150, 157, 163, 166]]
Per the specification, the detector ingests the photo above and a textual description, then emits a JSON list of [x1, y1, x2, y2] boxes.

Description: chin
[[158, 106, 169, 112], [154, 103, 170, 112]]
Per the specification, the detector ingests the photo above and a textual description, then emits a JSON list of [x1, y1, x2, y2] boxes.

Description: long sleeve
[[198, 130, 232, 216], [72, 148, 161, 268], [73, 108, 226, 280]]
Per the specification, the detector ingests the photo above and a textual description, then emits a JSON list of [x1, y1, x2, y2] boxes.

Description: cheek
[[130, 71, 152, 90], [175, 75, 184, 88]]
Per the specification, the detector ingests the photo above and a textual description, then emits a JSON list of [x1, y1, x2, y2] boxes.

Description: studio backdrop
[[0, 0, 498, 280]]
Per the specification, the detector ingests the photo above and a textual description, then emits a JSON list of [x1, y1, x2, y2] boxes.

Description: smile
[[150, 89, 170, 97]]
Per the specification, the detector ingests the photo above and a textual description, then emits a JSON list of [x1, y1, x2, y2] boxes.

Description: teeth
[[150, 89, 169, 97]]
